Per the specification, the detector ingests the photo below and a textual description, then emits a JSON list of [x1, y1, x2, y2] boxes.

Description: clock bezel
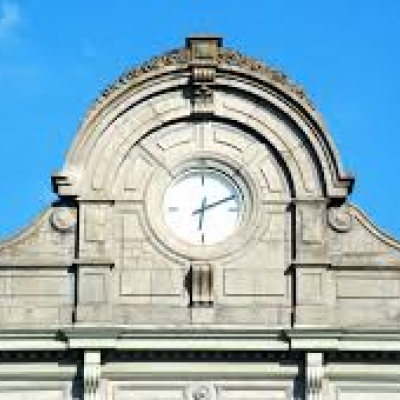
[[144, 154, 260, 261]]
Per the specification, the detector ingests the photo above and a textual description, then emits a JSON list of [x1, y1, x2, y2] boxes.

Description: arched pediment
[[53, 37, 353, 202]]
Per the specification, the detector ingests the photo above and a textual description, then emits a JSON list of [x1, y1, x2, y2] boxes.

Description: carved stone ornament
[[50, 207, 77, 232], [187, 36, 221, 62], [90, 38, 315, 115], [189, 264, 214, 306], [328, 203, 353, 233], [187, 384, 215, 400], [218, 48, 314, 110], [188, 38, 219, 114], [192, 83, 214, 114], [97, 48, 189, 105]]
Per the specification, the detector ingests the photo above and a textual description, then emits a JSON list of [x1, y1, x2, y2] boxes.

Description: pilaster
[[306, 352, 324, 400], [83, 350, 101, 400]]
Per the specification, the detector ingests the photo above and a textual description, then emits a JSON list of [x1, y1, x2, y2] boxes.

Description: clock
[[163, 168, 243, 245], [145, 155, 257, 259]]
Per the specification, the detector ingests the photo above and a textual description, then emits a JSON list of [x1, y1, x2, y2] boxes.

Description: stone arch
[[53, 43, 352, 202], [54, 86, 346, 202]]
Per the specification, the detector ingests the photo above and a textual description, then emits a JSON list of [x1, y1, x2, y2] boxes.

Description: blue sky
[[0, 1, 399, 240]]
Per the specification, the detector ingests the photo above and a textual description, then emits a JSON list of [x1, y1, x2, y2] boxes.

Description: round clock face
[[163, 169, 242, 245]]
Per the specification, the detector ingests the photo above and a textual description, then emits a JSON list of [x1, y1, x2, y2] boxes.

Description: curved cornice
[[91, 46, 316, 117], [349, 203, 400, 252], [0, 207, 51, 251], [56, 36, 353, 200]]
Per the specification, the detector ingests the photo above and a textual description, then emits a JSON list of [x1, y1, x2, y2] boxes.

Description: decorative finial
[[186, 35, 222, 62]]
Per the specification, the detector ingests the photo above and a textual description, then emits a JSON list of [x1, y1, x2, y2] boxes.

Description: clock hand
[[198, 196, 207, 231], [192, 194, 236, 215]]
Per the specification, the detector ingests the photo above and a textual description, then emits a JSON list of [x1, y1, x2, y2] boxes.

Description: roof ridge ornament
[[187, 34, 222, 62], [187, 35, 222, 115], [90, 36, 315, 116], [218, 47, 314, 109]]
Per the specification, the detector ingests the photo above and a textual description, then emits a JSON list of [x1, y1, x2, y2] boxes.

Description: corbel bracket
[[189, 264, 214, 307]]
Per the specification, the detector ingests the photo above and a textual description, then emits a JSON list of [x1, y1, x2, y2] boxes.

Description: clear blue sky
[[0, 1, 399, 240]]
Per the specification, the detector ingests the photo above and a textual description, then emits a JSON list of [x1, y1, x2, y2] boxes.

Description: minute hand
[[192, 194, 236, 215]]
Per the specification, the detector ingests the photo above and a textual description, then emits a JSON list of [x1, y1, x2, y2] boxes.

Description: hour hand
[[198, 197, 207, 231]]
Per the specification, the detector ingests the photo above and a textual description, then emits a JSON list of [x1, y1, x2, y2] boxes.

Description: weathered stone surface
[[0, 36, 399, 399]]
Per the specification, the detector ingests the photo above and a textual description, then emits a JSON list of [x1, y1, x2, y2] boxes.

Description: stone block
[[79, 272, 107, 303], [122, 212, 146, 241], [190, 306, 215, 324], [336, 272, 400, 299], [299, 204, 324, 245], [223, 269, 285, 296], [119, 269, 184, 297], [296, 267, 328, 305], [295, 305, 332, 326], [10, 274, 69, 298], [76, 303, 112, 323], [83, 205, 110, 243]]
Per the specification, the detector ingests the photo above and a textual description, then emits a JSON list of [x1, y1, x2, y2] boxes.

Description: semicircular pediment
[[53, 37, 352, 202]]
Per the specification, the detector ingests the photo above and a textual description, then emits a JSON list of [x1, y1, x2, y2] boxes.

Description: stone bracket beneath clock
[[188, 264, 214, 307], [187, 263, 215, 325]]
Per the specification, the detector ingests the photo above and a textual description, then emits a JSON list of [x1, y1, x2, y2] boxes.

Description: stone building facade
[[1, 36, 400, 399]]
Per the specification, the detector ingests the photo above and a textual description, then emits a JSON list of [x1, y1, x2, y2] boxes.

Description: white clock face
[[163, 169, 242, 245]]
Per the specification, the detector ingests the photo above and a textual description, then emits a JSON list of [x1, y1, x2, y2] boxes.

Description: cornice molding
[[2, 327, 400, 352], [89, 44, 316, 119]]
